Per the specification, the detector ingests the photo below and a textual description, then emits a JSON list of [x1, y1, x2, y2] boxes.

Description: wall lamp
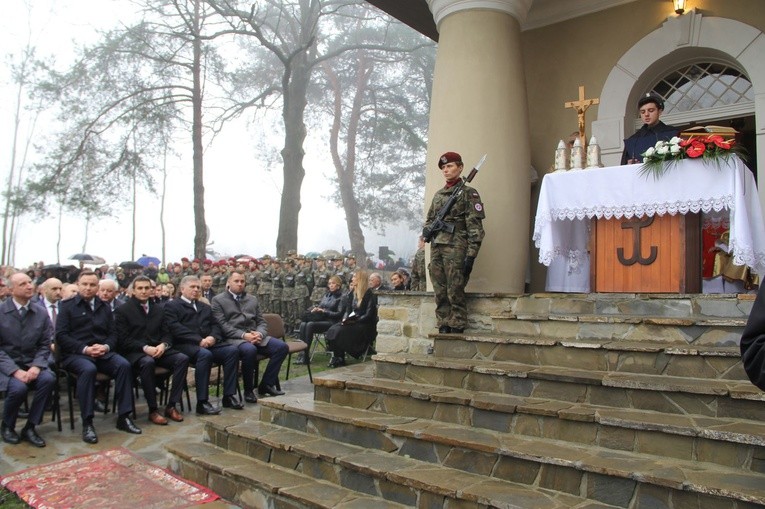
[[673, 0, 686, 15]]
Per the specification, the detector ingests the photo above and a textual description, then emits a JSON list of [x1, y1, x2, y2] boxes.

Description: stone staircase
[[167, 293, 765, 509]]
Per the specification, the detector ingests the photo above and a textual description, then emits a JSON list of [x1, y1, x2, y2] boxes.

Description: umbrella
[[321, 249, 342, 258], [136, 255, 161, 267], [119, 261, 144, 270], [305, 252, 321, 259], [237, 256, 254, 263], [69, 253, 106, 265]]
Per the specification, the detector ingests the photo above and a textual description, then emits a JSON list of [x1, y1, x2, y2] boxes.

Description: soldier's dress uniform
[[425, 152, 485, 332]]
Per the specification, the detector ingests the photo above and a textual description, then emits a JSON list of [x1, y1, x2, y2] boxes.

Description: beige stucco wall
[[522, 0, 765, 291]]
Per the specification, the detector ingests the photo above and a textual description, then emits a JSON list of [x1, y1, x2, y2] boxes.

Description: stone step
[[255, 395, 765, 508], [432, 335, 747, 380], [371, 353, 765, 421], [313, 365, 765, 472], [201, 415, 619, 509], [505, 294, 755, 319], [487, 313, 745, 345], [166, 439, 411, 509]]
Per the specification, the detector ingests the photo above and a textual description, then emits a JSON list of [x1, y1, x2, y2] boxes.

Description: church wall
[[521, 0, 765, 291]]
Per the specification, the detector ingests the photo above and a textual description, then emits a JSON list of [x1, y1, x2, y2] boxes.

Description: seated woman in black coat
[[293, 276, 344, 365], [325, 269, 378, 368]]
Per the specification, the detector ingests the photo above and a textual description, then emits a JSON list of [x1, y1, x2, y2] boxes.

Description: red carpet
[[0, 447, 219, 509]]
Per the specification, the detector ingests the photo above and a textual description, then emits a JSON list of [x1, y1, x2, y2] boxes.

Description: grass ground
[[0, 487, 27, 508]]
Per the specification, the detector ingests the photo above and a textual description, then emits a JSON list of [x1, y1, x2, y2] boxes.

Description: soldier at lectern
[[621, 94, 678, 164], [423, 152, 485, 334]]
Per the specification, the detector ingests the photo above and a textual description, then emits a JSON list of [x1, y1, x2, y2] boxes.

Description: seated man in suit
[[56, 270, 141, 444], [163, 275, 243, 414], [115, 276, 189, 425], [211, 271, 289, 403], [0, 273, 56, 447]]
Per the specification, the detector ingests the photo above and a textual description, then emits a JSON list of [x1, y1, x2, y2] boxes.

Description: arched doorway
[[593, 10, 765, 205], [645, 60, 756, 175]]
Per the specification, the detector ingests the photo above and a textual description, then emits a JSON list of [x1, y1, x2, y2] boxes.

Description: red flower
[[685, 140, 706, 158], [706, 134, 732, 150], [679, 138, 692, 147]]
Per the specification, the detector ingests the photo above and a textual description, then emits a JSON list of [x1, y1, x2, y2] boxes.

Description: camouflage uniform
[[270, 261, 283, 317], [256, 265, 272, 313], [331, 261, 352, 291], [311, 260, 332, 304], [293, 266, 311, 330], [281, 263, 296, 332], [425, 181, 485, 330], [411, 247, 426, 291], [245, 266, 259, 296]]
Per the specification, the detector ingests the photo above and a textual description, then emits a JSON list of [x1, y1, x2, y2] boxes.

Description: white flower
[[656, 145, 669, 155], [670, 144, 681, 155], [644, 147, 656, 157], [670, 136, 682, 145], [655, 140, 667, 150]]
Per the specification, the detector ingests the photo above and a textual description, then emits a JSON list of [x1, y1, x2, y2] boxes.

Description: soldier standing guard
[[424, 151, 485, 334]]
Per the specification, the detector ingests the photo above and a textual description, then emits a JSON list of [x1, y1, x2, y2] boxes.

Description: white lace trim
[[547, 195, 733, 222]]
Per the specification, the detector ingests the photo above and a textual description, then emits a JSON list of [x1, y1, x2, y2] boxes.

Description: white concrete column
[[425, 0, 533, 294]]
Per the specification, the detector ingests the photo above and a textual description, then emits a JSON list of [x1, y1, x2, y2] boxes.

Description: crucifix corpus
[[564, 85, 600, 147]]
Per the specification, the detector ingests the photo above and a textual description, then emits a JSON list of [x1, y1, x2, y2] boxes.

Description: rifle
[[423, 154, 486, 243]]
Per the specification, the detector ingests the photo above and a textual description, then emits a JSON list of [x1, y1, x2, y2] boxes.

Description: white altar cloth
[[533, 157, 765, 291]]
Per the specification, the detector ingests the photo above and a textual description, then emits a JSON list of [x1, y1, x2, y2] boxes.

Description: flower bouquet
[[639, 128, 747, 179]]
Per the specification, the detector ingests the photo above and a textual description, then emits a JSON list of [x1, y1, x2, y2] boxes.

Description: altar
[[533, 157, 765, 293]]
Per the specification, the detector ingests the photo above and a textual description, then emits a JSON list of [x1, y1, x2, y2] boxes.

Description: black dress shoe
[[292, 352, 306, 365], [451, 327, 465, 333], [1, 423, 20, 445], [221, 395, 244, 410], [82, 423, 98, 444], [196, 400, 221, 415], [438, 325, 452, 333], [21, 426, 46, 448], [258, 384, 285, 397], [244, 391, 258, 404], [116, 416, 142, 434], [328, 356, 346, 368], [94, 399, 108, 413]]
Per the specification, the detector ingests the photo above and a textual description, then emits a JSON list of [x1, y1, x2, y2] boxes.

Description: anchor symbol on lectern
[[617, 216, 658, 266]]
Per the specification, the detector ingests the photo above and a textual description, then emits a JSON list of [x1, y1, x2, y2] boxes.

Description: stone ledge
[[255, 397, 765, 506], [328, 371, 765, 448]]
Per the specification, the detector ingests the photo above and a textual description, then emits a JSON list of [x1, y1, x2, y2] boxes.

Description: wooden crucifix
[[564, 85, 600, 147]]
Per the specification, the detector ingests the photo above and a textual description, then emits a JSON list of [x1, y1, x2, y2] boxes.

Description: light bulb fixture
[[673, 0, 686, 15]]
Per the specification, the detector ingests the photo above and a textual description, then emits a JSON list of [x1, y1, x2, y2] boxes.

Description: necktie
[[235, 294, 240, 302], [50, 303, 58, 327], [192, 300, 198, 312], [142, 303, 149, 314], [19, 306, 27, 319]]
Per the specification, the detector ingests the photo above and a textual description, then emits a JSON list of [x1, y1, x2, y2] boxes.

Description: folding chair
[[263, 313, 312, 383]]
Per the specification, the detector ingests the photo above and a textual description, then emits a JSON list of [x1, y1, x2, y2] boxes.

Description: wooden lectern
[[590, 214, 701, 293]]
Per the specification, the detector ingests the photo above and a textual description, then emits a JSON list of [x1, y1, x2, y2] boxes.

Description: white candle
[[555, 140, 569, 171], [571, 138, 584, 170]]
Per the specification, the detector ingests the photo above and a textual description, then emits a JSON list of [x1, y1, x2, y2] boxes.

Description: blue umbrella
[[136, 255, 161, 267]]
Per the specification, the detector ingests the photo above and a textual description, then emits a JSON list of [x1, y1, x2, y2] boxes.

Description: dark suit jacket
[[0, 299, 53, 391], [115, 297, 170, 364], [56, 295, 117, 358], [162, 298, 223, 356], [210, 291, 269, 346]]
